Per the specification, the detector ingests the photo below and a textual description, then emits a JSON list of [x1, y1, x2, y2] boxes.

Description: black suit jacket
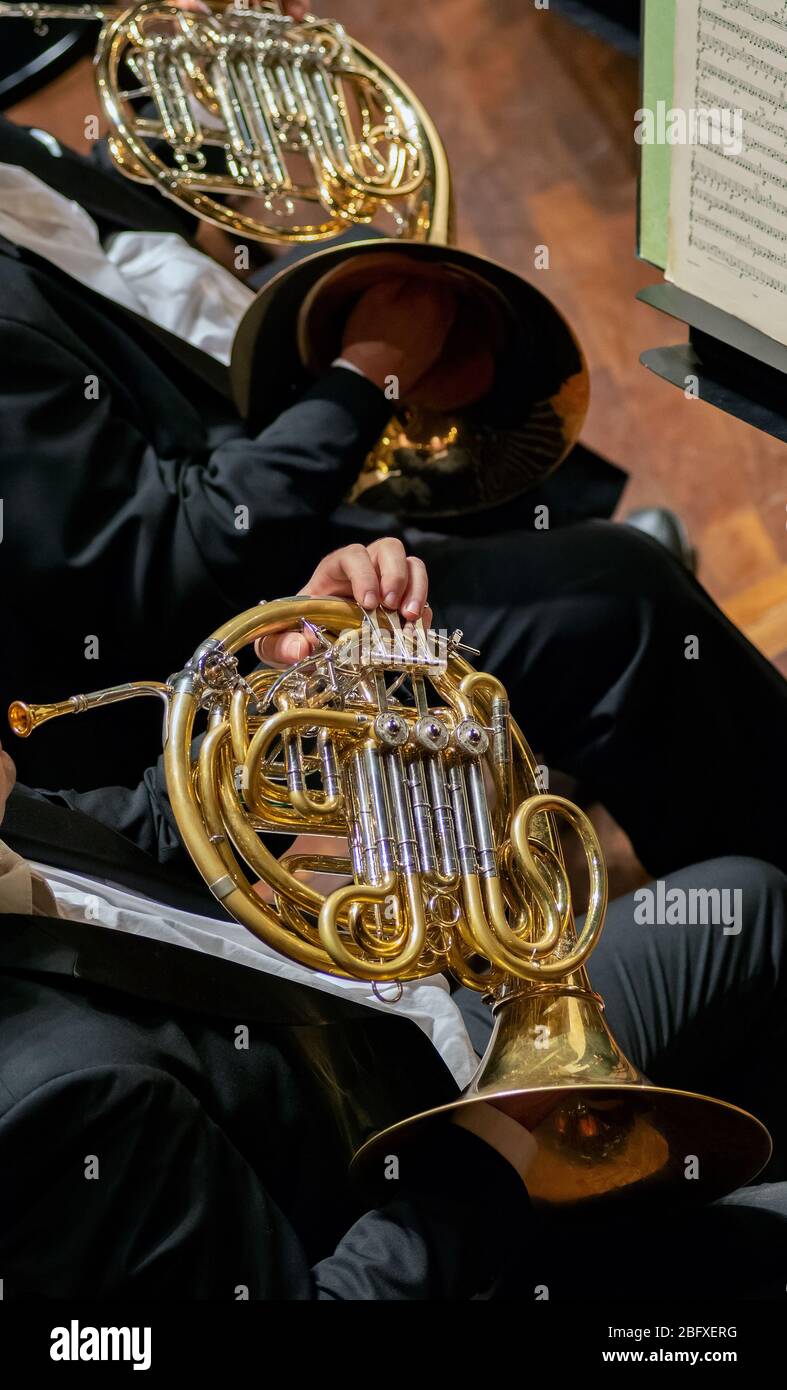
[[0, 779, 528, 1299], [0, 116, 626, 795], [0, 117, 401, 789]]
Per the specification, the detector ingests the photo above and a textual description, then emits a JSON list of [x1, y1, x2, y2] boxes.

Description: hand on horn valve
[[255, 538, 433, 666]]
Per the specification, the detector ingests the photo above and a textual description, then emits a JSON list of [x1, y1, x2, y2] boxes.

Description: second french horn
[[10, 599, 772, 1206]]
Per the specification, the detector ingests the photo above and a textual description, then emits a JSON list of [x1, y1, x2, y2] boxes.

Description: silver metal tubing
[[448, 762, 478, 878], [214, 51, 258, 173], [465, 760, 497, 879], [491, 695, 510, 772], [284, 734, 305, 795], [412, 675, 430, 716], [292, 62, 341, 186], [343, 767, 366, 883], [385, 748, 420, 874], [236, 56, 287, 186], [349, 749, 382, 886], [142, 48, 188, 151], [406, 756, 437, 876], [166, 56, 201, 162], [426, 755, 459, 881], [319, 731, 341, 803], [362, 743, 396, 879]]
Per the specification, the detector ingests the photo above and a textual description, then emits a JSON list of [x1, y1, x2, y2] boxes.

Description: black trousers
[[456, 855, 787, 1299], [411, 519, 787, 879]]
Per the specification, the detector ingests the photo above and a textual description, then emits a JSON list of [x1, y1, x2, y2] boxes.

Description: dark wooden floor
[[11, 0, 787, 672], [339, 0, 787, 674]]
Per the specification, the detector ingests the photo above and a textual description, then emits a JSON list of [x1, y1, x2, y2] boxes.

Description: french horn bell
[[10, 599, 772, 1206]]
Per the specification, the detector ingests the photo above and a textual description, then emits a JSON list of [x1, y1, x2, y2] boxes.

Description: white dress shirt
[[0, 148, 375, 381], [19, 853, 480, 1087], [0, 154, 256, 365]]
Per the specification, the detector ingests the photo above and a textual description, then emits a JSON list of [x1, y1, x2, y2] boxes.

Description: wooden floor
[[11, 0, 787, 673], [340, 0, 787, 675]]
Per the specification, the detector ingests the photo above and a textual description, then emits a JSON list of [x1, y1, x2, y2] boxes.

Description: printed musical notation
[[666, 0, 787, 347]]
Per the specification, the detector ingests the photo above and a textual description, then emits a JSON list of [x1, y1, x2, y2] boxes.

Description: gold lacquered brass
[[6, 3, 591, 515], [2, 1, 449, 244], [10, 599, 772, 1205]]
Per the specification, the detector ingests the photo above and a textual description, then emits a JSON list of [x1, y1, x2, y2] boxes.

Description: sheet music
[[666, 0, 787, 347]]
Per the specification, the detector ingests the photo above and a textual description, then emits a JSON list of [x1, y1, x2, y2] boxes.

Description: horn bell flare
[[353, 989, 772, 1207]]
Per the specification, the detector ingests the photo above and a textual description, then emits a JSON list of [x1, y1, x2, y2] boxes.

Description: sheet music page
[[666, 0, 787, 347]]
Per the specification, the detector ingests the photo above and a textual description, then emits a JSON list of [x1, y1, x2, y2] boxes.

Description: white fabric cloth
[[29, 857, 481, 1087], [0, 152, 370, 373], [106, 230, 255, 364], [0, 159, 254, 364]]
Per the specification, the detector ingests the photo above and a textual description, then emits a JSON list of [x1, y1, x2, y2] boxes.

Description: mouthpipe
[[0, 5, 117, 21], [8, 682, 170, 738], [0, 3, 301, 24]]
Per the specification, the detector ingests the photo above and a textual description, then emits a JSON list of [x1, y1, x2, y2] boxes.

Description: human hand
[[341, 278, 458, 396], [255, 537, 432, 665], [406, 300, 499, 409], [0, 741, 16, 828]]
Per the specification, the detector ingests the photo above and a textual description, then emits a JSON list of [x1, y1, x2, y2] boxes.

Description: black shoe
[[624, 508, 697, 572]]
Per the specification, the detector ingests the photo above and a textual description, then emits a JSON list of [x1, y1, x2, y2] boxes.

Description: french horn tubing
[[10, 599, 772, 1206], [3, 1, 591, 515], [1, 0, 450, 242]]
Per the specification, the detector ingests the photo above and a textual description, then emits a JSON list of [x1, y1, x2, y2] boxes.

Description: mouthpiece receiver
[[8, 696, 84, 737], [8, 701, 37, 737]]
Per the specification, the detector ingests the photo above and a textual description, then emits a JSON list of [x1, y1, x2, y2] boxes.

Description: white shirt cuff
[[331, 355, 370, 381], [451, 1100, 538, 1184]]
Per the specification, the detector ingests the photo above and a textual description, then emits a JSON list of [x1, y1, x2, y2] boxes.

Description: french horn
[[9, 598, 772, 1206], [2, 0, 449, 242], [2, 0, 590, 514]]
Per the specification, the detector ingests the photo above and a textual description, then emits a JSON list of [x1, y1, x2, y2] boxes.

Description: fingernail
[[363, 590, 378, 609], [384, 591, 399, 608], [404, 601, 420, 618]]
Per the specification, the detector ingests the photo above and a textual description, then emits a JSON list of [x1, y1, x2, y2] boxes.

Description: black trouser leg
[[458, 857, 787, 1165], [525, 1180, 787, 1300], [415, 520, 787, 876], [456, 857, 787, 1298], [590, 856, 787, 1174]]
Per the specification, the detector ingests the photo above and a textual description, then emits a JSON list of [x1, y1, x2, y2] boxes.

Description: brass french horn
[[2, 0, 448, 242], [10, 599, 772, 1206], [2, 0, 589, 514]]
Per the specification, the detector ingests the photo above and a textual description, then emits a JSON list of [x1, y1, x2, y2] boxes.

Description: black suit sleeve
[[34, 742, 289, 881], [30, 751, 188, 872], [0, 1065, 529, 1300], [0, 314, 391, 615]]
